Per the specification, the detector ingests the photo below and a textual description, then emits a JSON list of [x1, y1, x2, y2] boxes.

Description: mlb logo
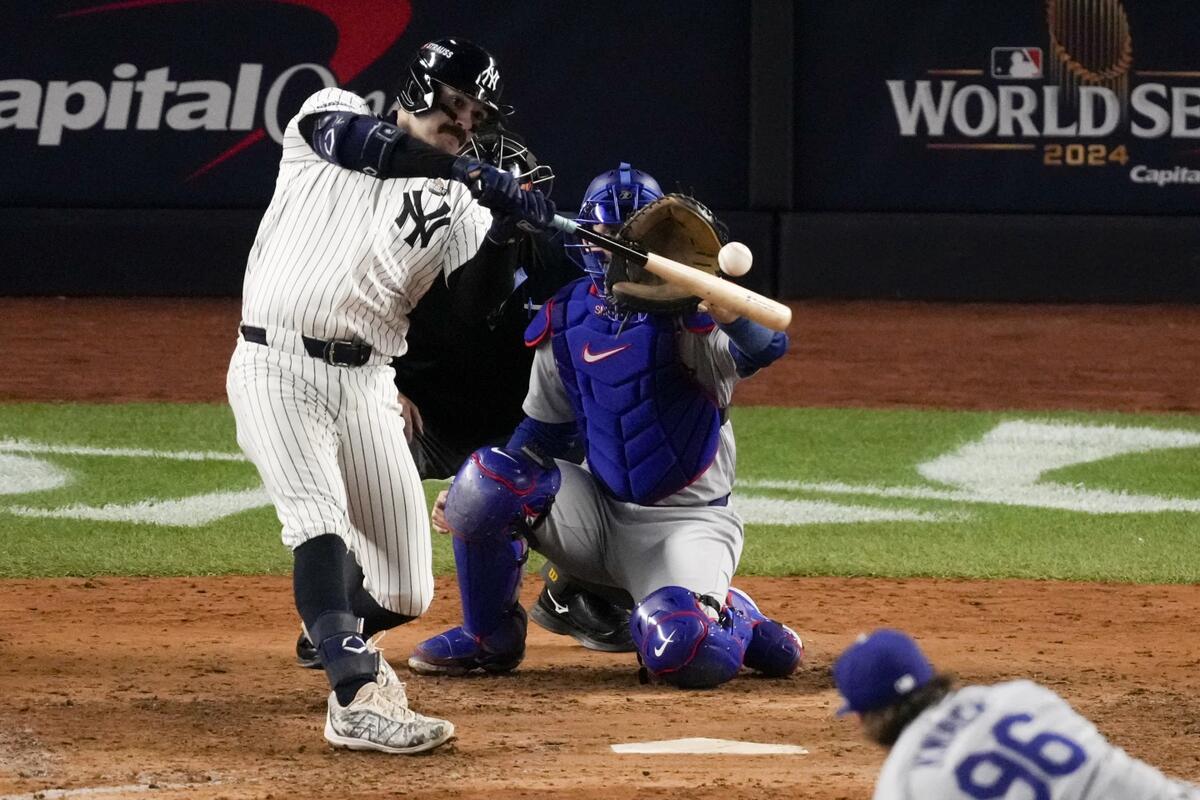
[[991, 47, 1043, 79]]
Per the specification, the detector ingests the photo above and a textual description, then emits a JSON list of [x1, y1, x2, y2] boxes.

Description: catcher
[[407, 163, 804, 688]]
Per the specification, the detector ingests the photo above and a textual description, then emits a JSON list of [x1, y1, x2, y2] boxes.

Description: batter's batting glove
[[452, 155, 557, 233], [451, 155, 514, 203], [489, 192, 556, 243], [450, 154, 487, 186]]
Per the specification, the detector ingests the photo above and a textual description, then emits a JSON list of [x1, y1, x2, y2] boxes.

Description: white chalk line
[[5, 419, 1200, 523], [611, 737, 807, 755], [0, 439, 247, 462], [8, 488, 272, 527], [734, 494, 966, 525], [0, 781, 219, 800], [740, 479, 1200, 515]]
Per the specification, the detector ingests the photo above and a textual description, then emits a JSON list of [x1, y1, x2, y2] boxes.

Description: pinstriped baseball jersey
[[227, 88, 491, 616], [240, 87, 492, 358], [874, 680, 1200, 800]]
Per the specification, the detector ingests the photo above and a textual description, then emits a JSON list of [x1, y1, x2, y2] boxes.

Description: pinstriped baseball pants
[[226, 338, 434, 617]]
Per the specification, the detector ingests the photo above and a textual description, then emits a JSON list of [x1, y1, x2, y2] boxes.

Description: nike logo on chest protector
[[551, 281, 722, 504], [582, 342, 631, 363]]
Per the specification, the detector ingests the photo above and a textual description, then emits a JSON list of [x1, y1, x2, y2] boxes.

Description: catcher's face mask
[[566, 162, 663, 283]]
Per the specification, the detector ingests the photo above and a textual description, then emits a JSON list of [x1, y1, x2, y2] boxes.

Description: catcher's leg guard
[[409, 447, 559, 675], [409, 605, 528, 676], [725, 586, 804, 677], [630, 586, 752, 689]]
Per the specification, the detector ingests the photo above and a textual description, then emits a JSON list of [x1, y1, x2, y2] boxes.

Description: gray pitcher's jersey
[[523, 325, 740, 505], [875, 680, 1200, 800], [240, 88, 492, 357]]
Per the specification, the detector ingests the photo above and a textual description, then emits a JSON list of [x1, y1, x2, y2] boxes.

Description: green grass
[[1, 403, 1198, 581]]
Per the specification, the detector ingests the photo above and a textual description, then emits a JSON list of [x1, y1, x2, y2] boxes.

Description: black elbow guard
[[304, 111, 403, 177]]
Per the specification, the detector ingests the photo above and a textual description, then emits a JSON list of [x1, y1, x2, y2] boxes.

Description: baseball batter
[[407, 164, 804, 688], [226, 38, 555, 753], [834, 629, 1200, 799]]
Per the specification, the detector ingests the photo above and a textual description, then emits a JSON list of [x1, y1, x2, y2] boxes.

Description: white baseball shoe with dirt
[[324, 680, 455, 754]]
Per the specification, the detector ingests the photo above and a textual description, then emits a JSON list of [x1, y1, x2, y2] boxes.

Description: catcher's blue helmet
[[567, 162, 663, 280]]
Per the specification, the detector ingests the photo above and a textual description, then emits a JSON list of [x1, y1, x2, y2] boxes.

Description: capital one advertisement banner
[[0, 1, 749, 209], [796, 0, 1200, 213]]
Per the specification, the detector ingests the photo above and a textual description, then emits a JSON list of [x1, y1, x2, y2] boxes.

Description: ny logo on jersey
[[395, 190, 451, 247]]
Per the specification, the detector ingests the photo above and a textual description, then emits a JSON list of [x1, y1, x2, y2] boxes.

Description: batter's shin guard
[[308, 610, 377, 692]]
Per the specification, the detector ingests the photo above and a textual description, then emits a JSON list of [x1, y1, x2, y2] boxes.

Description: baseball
[[718, 241, 753, 277]]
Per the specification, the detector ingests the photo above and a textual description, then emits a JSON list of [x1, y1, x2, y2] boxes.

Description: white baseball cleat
[[324, 681, 455, 754]]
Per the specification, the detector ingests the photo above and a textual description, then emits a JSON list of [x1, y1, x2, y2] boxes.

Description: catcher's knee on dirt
[[630, 586, 752, 689], [444, 446, 561, 639]]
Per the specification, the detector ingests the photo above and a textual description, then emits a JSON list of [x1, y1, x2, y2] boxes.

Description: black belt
[[240, 325, 373, 367]]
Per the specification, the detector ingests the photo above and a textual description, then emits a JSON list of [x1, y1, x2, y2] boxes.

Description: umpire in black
[[396, 127, 569, 480], [395, 126, 636, 654]]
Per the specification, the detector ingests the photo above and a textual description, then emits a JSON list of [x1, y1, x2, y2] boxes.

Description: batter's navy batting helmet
[[397, 38, 506, 118], [459, 126, 554, 197]]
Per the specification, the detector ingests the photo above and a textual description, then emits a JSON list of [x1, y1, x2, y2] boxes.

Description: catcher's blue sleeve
[[721, 316, 789, 377], [507, 417, 578, 461]]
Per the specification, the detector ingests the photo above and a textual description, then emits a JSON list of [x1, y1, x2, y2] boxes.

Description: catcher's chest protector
[[543, 281, 722, 504]]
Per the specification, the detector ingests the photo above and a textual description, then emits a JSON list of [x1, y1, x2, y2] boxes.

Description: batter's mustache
[[438, 123, 467, 146]]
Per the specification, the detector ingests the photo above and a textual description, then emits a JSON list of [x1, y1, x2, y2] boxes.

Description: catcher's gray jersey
[[228, 88, 491, 616], [874, 680, 1200, 800], [523, 325, 745, 603]]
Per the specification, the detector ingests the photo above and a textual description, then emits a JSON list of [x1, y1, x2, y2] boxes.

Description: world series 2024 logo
[[885, 0, 1200, 186]]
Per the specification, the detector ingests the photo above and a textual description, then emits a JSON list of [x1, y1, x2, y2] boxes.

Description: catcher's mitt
[[606, 193, 729, 314]]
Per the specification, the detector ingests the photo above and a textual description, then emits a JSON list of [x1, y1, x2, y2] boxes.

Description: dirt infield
[[3, 298, 1199, 411], [1, 297, 1199, 799]]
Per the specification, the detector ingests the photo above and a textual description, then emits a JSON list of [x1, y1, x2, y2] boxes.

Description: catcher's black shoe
[[530, 584, 635, 653], [295, 629, 322, 669]]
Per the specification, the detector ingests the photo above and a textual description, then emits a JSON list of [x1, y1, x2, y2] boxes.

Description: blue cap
[[832, 629, 934, 715]]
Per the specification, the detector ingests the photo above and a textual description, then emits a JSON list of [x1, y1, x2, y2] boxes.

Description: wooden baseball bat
[[549, 216, 792, 332]]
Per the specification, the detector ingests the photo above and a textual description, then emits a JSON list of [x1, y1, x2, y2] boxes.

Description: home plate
[[611, 737, 807, 755]]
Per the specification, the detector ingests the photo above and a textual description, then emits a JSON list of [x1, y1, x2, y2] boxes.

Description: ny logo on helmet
[[477, 63, 500, 92], [618, 189, 633, 200]]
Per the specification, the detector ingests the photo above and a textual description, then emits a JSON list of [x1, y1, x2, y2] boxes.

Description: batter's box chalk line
[[0, 778, 221, 800], [610, 738, 808, 755]]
